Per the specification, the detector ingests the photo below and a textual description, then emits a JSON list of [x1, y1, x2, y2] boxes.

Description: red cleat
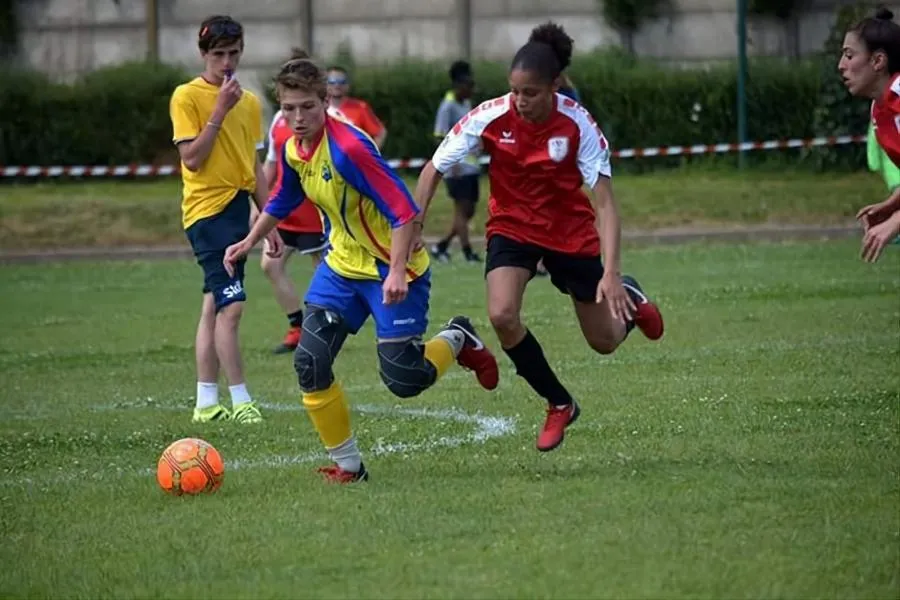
[[316, 463, 369, 483], [273, 326, 301, 354], [621, 275, 664, 341], [537, 402, 581, 452], [446, 316, 500, 390]]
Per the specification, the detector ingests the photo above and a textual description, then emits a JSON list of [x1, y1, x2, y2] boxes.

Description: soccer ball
[[156, 438, 224, 496]]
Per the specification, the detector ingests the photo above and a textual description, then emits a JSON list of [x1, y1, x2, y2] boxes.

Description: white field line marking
[[2, 401, 516, 487]]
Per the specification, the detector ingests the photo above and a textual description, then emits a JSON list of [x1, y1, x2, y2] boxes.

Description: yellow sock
[[302, 382, 352, 448], [424, 338, 455, 379]]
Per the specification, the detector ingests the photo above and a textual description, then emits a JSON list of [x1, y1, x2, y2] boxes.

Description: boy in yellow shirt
[[169, 15, 283, 424]]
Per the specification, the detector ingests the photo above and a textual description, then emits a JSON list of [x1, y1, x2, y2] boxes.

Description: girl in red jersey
[[412, 22, 665, 453], [839, 7, 900, 263]]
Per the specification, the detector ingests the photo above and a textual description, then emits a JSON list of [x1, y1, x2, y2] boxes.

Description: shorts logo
[[393, 318, 416, 326], [548, 136, 569, 162], [223, 281, 244, 299]]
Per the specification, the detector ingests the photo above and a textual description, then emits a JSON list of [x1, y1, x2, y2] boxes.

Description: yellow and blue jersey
[[265, 116, 429, 281]]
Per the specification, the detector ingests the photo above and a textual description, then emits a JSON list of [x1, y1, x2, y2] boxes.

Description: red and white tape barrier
[[0, 134, 866, 178]]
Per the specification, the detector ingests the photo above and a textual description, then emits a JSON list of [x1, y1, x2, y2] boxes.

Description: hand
[[856, 198, 898, 230], [382, 269, 408, 305], [861, 214, 900, 263], [215, 76, 243, 115], [223, 238, 253, 278], [264, 230, 284, 259], [596, 272, 636, 323]]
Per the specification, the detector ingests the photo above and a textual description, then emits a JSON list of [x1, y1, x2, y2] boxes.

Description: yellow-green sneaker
[[192, 404, 231, 423], [232, 401, 263, 424]]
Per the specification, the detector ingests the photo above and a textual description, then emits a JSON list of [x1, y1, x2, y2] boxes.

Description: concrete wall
[[13, 0, 899, 104]]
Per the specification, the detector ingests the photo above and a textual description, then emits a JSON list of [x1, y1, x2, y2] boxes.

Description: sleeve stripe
[[328, 120, 418, 226]]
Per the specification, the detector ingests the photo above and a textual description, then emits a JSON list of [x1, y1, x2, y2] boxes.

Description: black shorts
[[485, 234, 605, 303], [445, 174, 480, 204], [185, 191, 251, 311], [277, 229, 329, 255]]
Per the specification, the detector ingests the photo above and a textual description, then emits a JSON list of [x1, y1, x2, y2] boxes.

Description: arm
[[590, 177, 622, 276], [263, 111, 281, 190], [365, 104, 387, 149], [414, 113, 482, 227], [170, 86, 237, 172]]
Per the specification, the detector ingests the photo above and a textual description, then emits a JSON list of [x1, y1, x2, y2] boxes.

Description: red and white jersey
[[431, 93, 611, 256], [265, 110, 322, 234], [872, 73, 900, 168]]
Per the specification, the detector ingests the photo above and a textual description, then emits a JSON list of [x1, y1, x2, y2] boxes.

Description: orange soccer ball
[[156, 438, 224, 496]]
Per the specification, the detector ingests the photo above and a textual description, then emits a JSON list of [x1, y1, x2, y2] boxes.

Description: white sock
[[328, 437, 362, 473], [196, 382, 219, 410], [228, 383, 252, 407], [436, 329, 466, 356]]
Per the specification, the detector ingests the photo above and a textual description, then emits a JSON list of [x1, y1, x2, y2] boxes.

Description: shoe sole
[[536, 403, 581, 452]]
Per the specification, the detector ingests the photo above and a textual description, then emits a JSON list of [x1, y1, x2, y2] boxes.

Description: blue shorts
[[184, 191, 251, 312], [305, 262, 431, 339]]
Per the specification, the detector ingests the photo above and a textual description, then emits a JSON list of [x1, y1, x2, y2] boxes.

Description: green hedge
[[0, 49, 867, 170], [0, 61, 190, 166]]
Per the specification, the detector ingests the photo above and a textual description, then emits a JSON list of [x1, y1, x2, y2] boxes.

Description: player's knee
[[260, 254, 282, 280], [585, 334, 619, 355], [293, 309, 345, 393], [216, 301, 243, 325], [462, 200, 476, 220], [377, 341, 436, 399], [488, 303, 520, 335]]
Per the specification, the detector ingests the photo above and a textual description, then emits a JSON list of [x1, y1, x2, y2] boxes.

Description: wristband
[[207, 121, 222, 130]]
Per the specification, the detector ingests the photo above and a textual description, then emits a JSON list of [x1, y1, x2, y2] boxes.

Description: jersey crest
[[548, 136, 569, 162]]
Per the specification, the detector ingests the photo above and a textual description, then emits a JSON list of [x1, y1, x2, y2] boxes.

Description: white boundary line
[[2, 401, 516, 487]]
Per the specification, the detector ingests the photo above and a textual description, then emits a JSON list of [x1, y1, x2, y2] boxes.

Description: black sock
[[287, 310, 303, 328], [436, 239, 450, 253], [462, 244, 474, 257], [503, 329, 573, 407]]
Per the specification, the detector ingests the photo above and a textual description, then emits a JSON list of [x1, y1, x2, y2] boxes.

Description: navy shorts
[[485, 234, 605, 303], [445, 174, 480, 204], [185, 191, 251, 311], [277, 229, 329, 255], [305, 261, 431, 340]]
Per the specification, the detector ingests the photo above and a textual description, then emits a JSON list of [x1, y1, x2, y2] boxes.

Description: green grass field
[[1, 239, 898, 599], [0, 170, 884, 249]]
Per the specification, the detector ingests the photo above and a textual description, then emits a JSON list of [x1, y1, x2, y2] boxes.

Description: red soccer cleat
[[537, 401, 581, 452], [316, 463, 369, 483], [446, 316, 500, 390], [273, 326, 301, 355], [621, 275, 664, 341]]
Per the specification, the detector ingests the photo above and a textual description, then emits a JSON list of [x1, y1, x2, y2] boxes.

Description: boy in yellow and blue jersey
[[169, 15, 283, 424], [224, 58, 500, 483]]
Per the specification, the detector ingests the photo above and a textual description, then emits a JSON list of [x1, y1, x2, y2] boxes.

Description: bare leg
[[261, 246, 300, 314], [215, 302, 245, 386], [571, 297, 628, 355], [196, 293, 219, 382]]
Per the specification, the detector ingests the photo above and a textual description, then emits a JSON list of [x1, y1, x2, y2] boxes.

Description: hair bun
[[528, 21, 573, 71], [876, 7, 894, 21]]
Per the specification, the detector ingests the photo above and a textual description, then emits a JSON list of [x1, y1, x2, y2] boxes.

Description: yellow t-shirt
[[169, 77, 265, 229]]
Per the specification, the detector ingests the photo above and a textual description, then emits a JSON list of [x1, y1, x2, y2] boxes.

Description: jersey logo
[[548, 136, 569, 162], [499, 131, 516, 145], [322, 164, 333, 182]]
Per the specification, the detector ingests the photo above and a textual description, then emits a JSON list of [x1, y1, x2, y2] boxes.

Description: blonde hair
[[274, 57, 327, 100]]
